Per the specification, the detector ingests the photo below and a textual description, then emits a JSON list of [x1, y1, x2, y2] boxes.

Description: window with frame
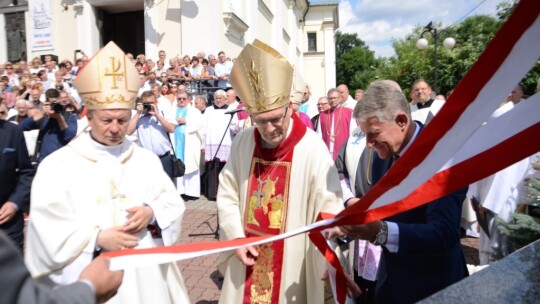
[[307, 32, 317, 52]]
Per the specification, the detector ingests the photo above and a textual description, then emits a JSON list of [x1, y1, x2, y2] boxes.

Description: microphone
[[225, 108, 245, 115]]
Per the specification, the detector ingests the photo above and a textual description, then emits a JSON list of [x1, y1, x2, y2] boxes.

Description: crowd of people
[[1, 39, 540, 304]]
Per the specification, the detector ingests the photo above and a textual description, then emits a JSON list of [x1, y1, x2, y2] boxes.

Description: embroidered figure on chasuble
[[243, 157, 291, 303]]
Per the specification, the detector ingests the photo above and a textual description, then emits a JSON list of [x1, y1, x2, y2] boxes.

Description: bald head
[[337, 84, 350, 103]]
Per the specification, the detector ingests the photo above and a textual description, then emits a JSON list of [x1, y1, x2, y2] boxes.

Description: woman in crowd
[[190, 57, 203, 94], [180, 55, 191, 82], [146, 59, 156, 73], [18, 80, 32, 100], [160, 83, 176, 109], [28, 57, 43, 74]]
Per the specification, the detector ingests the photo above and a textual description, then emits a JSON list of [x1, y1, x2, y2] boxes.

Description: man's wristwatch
[[372, 221, 388, 246]]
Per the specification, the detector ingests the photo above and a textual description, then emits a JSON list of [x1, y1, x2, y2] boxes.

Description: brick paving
[[179, 196, 481, 303], [179, 197, 222, 304]]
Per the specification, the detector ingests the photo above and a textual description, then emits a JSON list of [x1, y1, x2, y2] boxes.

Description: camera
[[143, 102, 152, 112], [51, 102, 64, 113]]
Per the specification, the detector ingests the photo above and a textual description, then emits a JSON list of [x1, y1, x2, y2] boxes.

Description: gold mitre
[[290, 69, 306, 104], [230, 39, 293, 114], [73, 41, 139, 110]]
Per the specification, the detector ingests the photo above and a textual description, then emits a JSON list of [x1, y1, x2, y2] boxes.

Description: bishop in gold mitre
[[73, 41, 139, 110], [230, 39, 293, 114], [217, 39, 345, 304], [24, 40, 191, 304]]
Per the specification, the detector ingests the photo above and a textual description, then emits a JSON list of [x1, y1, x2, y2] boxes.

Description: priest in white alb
[[24, 42, 190, 304], [173, 91, 204, 198], [217, 40, 348, 303]]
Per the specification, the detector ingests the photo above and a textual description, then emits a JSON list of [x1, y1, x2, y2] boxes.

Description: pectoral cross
[[104, 57, 123, 89], [254, 176, 265, 208]]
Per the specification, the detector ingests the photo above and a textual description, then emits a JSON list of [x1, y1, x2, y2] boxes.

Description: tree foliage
[[335, 31, 380, 91], [378, 16, 501, 97], [496, 0, 518, 22], [334, 1, 540, 98]]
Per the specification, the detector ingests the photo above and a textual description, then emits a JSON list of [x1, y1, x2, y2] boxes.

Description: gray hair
[[194, 95, 207, 105], [354, 80, 410, 122], [15, 99, 31, 108], [214, 89, 227, 98], [318, 96, 329, 103], [327, 88, 339, 96]]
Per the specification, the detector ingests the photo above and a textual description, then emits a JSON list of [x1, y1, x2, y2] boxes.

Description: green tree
[[335, 31, 367, 58], [379, 1, 539, 97], [335, 31, 380, 90], [379, 16, 501, 97], [496, 0, 518, 22]]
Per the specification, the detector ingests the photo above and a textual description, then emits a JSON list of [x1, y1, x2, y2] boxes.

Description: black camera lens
[[143, 102, 152, 112], [52, 102, 64, 113]]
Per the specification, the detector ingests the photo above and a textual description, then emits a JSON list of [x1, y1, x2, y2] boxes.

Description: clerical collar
[[416, 99, 434, 109], [397, 121, 420, 157], [213, 103, 228, 110]]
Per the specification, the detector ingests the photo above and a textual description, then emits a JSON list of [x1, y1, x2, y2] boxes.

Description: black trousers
[[354, 272, 377, 304], [202, 159, 226, 201], [0, 210, 24, 253]]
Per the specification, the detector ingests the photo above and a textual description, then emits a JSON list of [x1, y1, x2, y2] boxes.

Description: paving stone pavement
[[179, 196, 222, 304], [178, 196, 481, 303]]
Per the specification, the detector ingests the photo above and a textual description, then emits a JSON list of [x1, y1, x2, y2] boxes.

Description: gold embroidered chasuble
[[217, 114, 344, 303]]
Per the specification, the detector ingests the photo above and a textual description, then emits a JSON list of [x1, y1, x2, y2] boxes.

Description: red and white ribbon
[[105, 1, 540, 303]]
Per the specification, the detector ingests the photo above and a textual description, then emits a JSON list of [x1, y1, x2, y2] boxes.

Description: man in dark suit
[[332, 80, 468, 303], [0, 119, 34, 251], [0, 230, 123, 304]]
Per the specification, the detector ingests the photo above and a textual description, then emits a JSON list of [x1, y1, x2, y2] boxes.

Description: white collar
[[398, 121, 420, 157]]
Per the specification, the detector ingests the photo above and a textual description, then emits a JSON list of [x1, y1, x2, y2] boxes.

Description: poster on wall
[[28, 0, 53, 51]]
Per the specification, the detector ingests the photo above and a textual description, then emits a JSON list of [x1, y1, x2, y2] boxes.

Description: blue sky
[[338, 0, 503, 58]]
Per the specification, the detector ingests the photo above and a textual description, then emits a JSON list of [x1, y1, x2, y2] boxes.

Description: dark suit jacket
[[0, 121, 34, 250], [0, 231, 95, 304], [371, 152, 468, 304]]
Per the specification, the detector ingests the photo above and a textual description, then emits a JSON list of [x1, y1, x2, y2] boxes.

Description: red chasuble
[[319, 106, 353, 160], [242, 113, 306, 303]]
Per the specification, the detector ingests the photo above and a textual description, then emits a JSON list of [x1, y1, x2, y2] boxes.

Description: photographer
[[21, 88, 77, 163], [59, 90, 81, 116], [127, 90, 177, 180]]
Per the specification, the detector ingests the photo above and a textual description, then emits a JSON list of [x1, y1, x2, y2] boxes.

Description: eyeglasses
[[317, 103, 329, 107], [252, 107, 288, 127]]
